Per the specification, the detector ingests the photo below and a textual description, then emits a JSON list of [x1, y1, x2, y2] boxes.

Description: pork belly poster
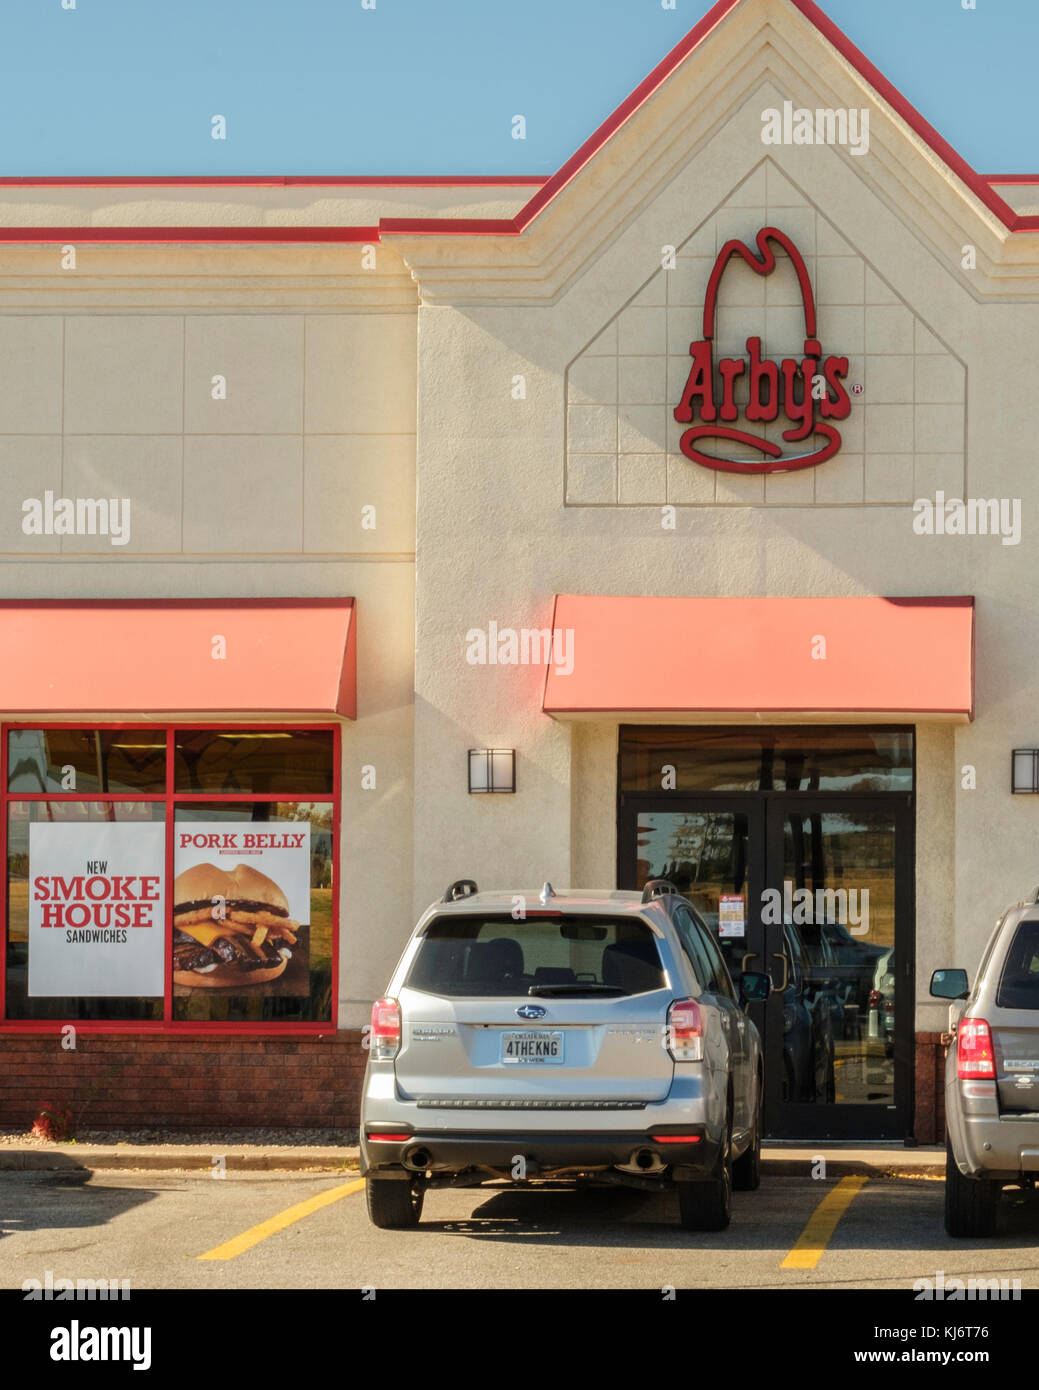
[[172, 822, 311, 993], [28, 821, 166, 997]]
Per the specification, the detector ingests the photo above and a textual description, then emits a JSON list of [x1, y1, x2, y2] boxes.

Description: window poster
[[718, 894, 747, 939], [28, 821, 166, 997], [172, 823, 311, 995]]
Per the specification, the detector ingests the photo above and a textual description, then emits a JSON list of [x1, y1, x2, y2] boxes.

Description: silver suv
[[932, 888, 1039, 1235], [360, 879, 770, 1232]]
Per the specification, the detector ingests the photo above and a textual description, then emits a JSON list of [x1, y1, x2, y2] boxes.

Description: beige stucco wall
[[0, 239, 419, 1029]]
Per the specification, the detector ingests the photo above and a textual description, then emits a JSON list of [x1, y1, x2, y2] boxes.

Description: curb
[[0, 1146, 943, 1177], [0, 1150, 362, 1173], [761, 1157, 943, 1180]]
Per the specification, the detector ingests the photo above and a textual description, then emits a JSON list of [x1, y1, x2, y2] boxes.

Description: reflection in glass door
[[767, 802, 904, 1135], [633, 805, 759, 1002], [619, 793, 913, 1140]]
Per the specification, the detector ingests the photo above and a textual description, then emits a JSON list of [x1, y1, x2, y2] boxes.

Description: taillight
[[370, 996, 401, 1061], [957, 1017, 995, 1080], [667, 998, 704, 1061]]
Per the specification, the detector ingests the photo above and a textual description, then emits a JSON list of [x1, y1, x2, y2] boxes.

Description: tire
[[365, 1175, 424, 1230], [944, 1138, 999, 1238], [733, 1089, 762, 1192], [678, 1119, 733, 1231]]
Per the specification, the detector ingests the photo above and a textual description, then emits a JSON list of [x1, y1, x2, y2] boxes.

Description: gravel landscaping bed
[[0, 1126, 359, 1148]]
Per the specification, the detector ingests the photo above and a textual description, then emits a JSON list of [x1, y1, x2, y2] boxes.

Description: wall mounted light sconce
[[468, 748, 516, 794], [1012, 749, 1039, 793]]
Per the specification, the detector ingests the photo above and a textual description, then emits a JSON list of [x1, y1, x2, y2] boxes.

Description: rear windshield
[[996, 920, 1039, 1010], [405, 914, 667, 998]]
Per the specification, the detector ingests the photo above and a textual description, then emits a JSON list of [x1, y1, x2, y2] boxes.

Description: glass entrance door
[[618, 792, 913, 1140]]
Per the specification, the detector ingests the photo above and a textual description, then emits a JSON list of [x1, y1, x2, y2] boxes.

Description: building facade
[[1, 0, 1038, 1141]]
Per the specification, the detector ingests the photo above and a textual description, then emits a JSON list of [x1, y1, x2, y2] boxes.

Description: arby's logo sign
[[673, 226, 851, 474]]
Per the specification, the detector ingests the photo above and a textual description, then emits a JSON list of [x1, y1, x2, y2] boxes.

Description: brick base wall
[[0, 1033, 367, 1130], [0, 1030, 953, 1137], [913, 1030, 947, 1144]]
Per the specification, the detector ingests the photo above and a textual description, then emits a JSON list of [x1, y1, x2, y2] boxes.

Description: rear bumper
[[953, 1114, 1039, 1179], [947, 1075, 1039, 1178], [360, 1125, 715, 1177]]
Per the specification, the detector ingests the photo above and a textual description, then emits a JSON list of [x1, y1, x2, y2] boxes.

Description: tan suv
[[932, 890, 1039, 1235]]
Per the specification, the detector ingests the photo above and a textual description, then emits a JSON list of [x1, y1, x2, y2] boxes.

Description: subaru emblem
[[516, 1004, 546, 1020]]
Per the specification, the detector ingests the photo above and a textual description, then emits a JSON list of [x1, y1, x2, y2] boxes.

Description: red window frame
[[0, 721, 341, 1036]]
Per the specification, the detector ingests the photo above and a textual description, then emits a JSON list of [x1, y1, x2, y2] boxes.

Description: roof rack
[[443, 879, 479, 902], [641, 878, 679, 903]]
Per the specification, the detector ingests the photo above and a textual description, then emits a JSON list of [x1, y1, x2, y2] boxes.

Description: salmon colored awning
[[0, 598, 356, 717], [543, 596, 974, 721]]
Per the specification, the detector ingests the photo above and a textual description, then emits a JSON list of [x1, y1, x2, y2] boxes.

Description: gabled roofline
[[1, 0, 1036, 243]]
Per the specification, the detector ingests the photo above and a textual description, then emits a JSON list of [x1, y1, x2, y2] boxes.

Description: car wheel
[[365, 1176, 425, 1230], [732, 1089, 762, 1192], [944, 1137, 999, 1238], [678, 1118, 733, 1231]]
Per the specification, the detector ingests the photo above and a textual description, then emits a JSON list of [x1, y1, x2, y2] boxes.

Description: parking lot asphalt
[[2, 1165, 1038, 1292]]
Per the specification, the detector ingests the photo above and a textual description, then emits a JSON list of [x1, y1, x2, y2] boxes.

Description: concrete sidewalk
[[0, 1139, 946, 1176], [761, 1145, 944, 1179]]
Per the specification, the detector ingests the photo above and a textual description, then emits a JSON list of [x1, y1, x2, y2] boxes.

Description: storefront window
[[619, 726, 914, 793], [8, 729, 167, 795], [174, 729, 334, 794], [1, 726, 337, 1030]]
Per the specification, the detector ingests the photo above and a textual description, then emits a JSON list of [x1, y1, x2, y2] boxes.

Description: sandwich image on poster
[[173, 823, 310, 994], [28, 821, 166, 998]]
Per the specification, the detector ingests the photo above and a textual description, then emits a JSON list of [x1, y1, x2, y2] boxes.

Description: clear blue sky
[[0, 0, 1031, 177]]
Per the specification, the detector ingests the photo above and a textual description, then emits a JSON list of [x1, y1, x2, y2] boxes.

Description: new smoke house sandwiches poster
[[173, 822, 310, 994], [28, 821, 166, 997]]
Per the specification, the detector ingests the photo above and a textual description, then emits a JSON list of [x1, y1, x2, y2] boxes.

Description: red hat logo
[[673, 226, 851, 474]]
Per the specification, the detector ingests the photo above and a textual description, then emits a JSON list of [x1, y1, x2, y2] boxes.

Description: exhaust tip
[[403, 1146, 431, 1171]]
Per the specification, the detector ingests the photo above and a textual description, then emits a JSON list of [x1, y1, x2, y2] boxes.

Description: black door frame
[[617, 788, 915, 1141]]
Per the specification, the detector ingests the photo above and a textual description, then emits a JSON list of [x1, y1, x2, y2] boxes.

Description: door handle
[[771, 952, 790, 993], [741, 952, 759, 974]]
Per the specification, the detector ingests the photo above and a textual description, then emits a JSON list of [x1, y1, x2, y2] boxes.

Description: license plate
[[501, 1030, 564, 1064]]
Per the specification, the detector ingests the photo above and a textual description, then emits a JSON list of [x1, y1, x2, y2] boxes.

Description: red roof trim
[[0, 175, 548, 188], [512, 0, 742, 232], [788, 0, 1019, 229], [1, 0, 1033, 244], [379, 216, 516, 236], [0, 225, 381, 244], [381, 0, 1031, 238]]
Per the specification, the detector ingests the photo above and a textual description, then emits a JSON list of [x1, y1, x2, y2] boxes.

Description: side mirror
[[930, 968, 969, 1001], [741, 970, 772, 1003]]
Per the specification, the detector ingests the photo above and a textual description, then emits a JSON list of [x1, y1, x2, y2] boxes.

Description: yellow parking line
[[197, 1179, 366, 1261], [780, 1175, 868, 1270]]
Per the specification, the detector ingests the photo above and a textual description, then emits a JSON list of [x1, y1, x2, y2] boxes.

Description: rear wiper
[[527, 984, 627, 997]]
